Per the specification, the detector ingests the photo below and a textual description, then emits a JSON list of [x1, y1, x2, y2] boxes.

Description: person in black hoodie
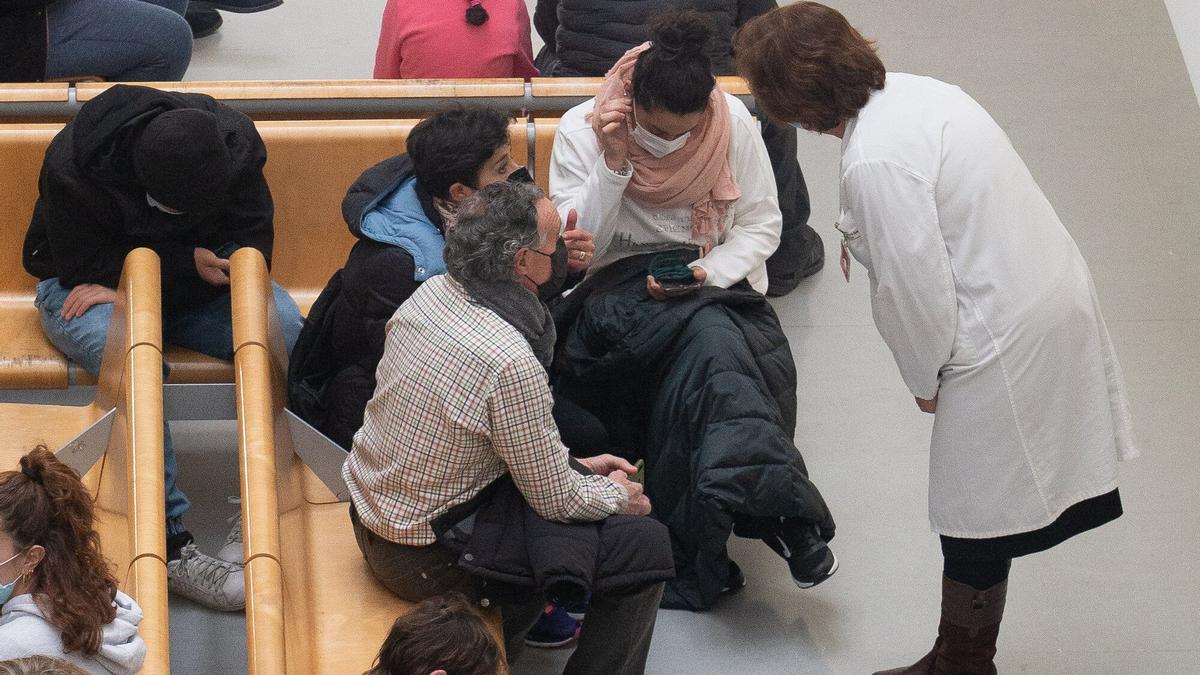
[[534, 0, 824, 296], [288, 108, 600, 454], [22, 84, 304, 613]]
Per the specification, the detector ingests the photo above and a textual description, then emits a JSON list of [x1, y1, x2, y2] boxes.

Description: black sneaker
[[185, 6, 223, 39], [166, 530, 195, 562], [764, 524, 838, 589], [767, 224, 825, 297], [721, 559, 747, 594], [191, 0, 283, 13]]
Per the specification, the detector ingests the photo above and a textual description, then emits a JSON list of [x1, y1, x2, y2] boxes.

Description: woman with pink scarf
[[550, 10, 784, 299], [549, 10, 837, 610]]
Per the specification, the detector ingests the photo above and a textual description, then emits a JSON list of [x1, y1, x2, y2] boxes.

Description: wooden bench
[[228, 248, 504, 674], [0, 119, 528, 388], [0, 248, 169, 674]]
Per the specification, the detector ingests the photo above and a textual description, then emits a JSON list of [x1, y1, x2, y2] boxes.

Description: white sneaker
[[168, 543, 246, 612], [218, 504, 243, 564]]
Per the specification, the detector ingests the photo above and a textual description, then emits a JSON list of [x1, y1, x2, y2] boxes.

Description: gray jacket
[[0, 591, 146, 674]]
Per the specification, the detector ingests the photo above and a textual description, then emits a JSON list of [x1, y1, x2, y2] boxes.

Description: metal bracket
[[55, 408, 115, 475], [285, 410, 351, 502]]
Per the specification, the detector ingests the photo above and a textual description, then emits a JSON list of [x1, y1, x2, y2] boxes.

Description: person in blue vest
[[288, 108, 598, 454]]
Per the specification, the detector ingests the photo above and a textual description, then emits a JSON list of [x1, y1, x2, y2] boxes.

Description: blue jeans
[[45, 0, 192, 82], [35, 278, 305, 535]]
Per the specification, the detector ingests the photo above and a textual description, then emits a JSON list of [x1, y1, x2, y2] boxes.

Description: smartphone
[[212, 242, 242, 260], [657, 278, 702, 296], [212, 242, 242, 277]]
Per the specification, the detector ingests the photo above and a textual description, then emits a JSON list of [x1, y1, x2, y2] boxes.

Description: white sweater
[[839, 73, 1138, 537], [550, 93, 782, 294]]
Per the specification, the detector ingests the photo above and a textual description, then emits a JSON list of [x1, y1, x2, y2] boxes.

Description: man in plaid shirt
[[346, 181, 663, 674]]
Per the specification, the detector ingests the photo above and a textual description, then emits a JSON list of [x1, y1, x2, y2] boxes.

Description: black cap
[[134, 109, 234, 213]]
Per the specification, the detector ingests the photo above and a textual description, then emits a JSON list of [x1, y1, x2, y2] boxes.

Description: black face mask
[[507, 166, 534, 184], [527, 237, 569, 302]]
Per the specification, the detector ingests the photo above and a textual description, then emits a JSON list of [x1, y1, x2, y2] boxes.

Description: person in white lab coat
[[736, 3, 1139, 673]]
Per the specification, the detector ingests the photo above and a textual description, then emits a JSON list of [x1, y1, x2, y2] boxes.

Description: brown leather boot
[[873, 576, 1007, 675]]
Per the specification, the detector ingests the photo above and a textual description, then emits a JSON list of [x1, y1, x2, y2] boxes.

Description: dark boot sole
[[191, 0, 283, 13]]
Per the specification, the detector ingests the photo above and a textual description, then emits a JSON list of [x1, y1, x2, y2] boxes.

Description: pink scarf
[[590, 42, 741, 252]]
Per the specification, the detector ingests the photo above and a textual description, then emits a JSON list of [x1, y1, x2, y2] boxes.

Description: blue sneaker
[[524, 605, 581, 648]]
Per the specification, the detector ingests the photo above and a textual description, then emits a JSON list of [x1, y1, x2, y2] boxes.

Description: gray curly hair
[[444, 181, 547, 285]]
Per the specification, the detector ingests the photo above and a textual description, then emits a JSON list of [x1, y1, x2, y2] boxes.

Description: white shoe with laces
[[218, 499, 243, 564], [168, 543, 246, 612]]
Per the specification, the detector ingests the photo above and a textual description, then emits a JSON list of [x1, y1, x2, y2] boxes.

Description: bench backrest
[[0, 120, 528, 312]]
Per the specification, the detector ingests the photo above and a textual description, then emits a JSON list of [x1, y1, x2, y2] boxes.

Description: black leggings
[[942, 555, 1011, 591]]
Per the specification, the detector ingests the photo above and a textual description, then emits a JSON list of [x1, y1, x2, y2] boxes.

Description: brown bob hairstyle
[[734, 2, 886, 132]]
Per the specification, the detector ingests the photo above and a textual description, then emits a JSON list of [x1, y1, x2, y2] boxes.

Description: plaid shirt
[[343, 274, 628, 545]]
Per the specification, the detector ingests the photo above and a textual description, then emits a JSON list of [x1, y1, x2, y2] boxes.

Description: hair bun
[[19, 452, 45, 483], [465, 0, 488, 26], [649, 9, 714, 59]]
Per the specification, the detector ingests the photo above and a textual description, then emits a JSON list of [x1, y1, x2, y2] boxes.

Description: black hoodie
[[23, 84, 274, 309]]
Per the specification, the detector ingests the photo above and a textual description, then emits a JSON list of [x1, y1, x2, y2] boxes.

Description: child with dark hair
[[373, 0, 538, 79], [289, 108, 598, 455], [0, 447, 145, 674], [367, 593, 500, 675]]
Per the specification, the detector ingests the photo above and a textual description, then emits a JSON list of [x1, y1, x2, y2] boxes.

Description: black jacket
[[0, 0, 50, 82], [287, 154, 439, 451], [22, 85, 274, 309], [435, 469, 674, 606], [552, 253, 835, 610], [533, 0, 777, 76]]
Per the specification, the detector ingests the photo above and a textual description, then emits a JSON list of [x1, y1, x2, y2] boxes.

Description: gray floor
[[165, 1, 1200, 673]]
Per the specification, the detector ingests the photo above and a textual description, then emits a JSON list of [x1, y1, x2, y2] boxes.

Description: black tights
[[942, 556, 1011, 591]]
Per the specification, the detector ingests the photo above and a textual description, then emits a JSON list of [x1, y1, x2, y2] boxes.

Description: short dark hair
[[632, 9, 717, 115], [407, 108, 511, 201], [367, 593, 501, 675], [734, 2, 885, 131]]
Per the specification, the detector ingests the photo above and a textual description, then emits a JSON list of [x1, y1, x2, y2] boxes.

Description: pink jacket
[[374, 0, 539, 79]]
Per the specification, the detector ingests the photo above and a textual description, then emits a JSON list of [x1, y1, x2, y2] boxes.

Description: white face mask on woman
[[631, 109, 691, 158]]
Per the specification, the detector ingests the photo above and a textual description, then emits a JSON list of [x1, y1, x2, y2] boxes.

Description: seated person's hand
[[576, 453, 638, 476], [915, 393, 938, 414], [194, 247, 231, 287], [595, 97, 632, 171], [608, 469, 652, 516], [562, 209, 595, 273], [60, 283, 117, 320], [647, 266, 706, 301]]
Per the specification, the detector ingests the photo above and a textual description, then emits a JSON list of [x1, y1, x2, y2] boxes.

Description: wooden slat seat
[[76, 79, 527, 103], [229, 249, 503, 674], [0, 83, 70, 103], [530, 75, 750, 97], [0, 249, 169, 674]]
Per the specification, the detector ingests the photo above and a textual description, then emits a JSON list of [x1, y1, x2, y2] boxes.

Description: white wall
[[1165, 0, 1200, 107]]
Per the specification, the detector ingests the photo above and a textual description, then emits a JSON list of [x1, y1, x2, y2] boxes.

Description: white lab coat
[[838, 73, 1139, 538]]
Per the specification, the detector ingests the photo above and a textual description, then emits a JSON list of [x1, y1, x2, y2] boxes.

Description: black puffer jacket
[[22, 85, 273, 310], [0, 0, 50, 82], [533, 0, 776, 76], [552, 252, 835, 610], [435, 470, 674, 606], [287, 154, 441, 451]]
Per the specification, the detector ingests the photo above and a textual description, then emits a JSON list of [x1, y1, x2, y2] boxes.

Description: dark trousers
[[351, 509, 664, 675], [761, 119, 817, 282]]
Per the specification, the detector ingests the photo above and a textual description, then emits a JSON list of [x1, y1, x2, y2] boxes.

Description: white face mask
[[631, 110, 691, 158]]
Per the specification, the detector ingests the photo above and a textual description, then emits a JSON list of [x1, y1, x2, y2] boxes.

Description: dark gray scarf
[[456, 275, 556, 368]]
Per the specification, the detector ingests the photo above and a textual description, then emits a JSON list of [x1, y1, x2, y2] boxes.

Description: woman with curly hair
[[0, 447, 145, 674]]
